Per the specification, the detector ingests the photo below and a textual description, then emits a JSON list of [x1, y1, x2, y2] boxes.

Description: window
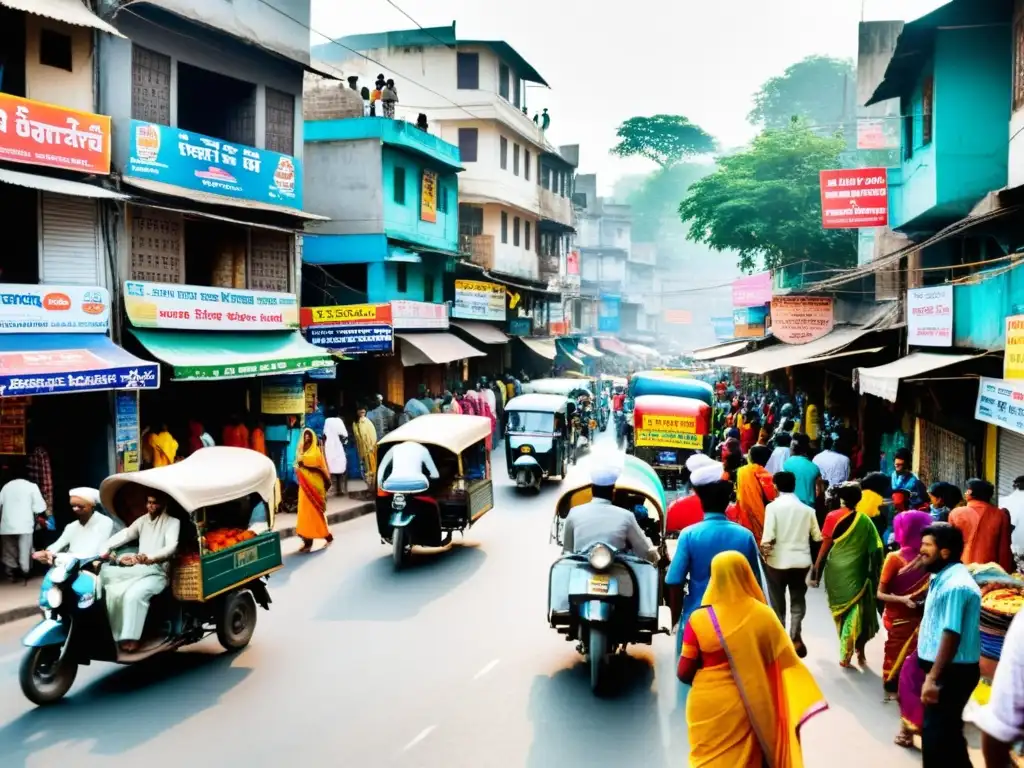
[[525, 221, 531, 251], [437, 185, 448, 214], [525, 150, 531, 181], [1015, 16, 1024, 111], [513, 143, 520, 176], [513, 217, 520, 246], [537, 155, 542, 185], [39, 29, 72, 72], [499, 63, 510, 100], [457, 52, 480, 90], [131, 45, 171, 124], [459, 204, 484, 235], [396, 262, 407, 293], [501, 211, 508, 244], [424, 276, 434, 302], [902, 95, 913, 161], [513, 77, 521, 109], [393, 166, 406, 204], [921, 75, 934, 146], [458, 128, 478, 162], [265, 87, 295, 155], [500, 136, 508, 170]]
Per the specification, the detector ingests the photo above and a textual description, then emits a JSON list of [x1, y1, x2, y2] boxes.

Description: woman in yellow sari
[[147, 424, 178, 467], [678, 551, 827, 767], [295, 428, 333, 552]]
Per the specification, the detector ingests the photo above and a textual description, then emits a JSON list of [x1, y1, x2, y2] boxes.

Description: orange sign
[[0, 94, 111, 174], [664, 309, 693, 324], [771, 296, 835, 343]]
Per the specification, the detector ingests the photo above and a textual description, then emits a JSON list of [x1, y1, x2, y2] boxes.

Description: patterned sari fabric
[[734, 463, 776, 544], [881, 511, 932, 693], [295, 428, 331, 541], [823, 510, 883, 661]]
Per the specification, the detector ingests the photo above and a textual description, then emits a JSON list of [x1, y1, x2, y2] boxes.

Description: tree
[[749, 56, 857, 134], [611, 115, 717, 168], [618, 163, 715, 242], [678, 120, 857, 273]]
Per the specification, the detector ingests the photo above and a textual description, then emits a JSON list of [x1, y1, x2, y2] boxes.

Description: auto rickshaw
[[375, 414, 494, 569], [629, 372, 714, 406], [523, 379, 598, 459], [631, 395, 712, 490], [20, 448, 282, 705], [547, 456, 669, 692], [504, 393, 574, 492]]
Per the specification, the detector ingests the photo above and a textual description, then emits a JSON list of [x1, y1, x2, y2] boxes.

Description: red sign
[[550, 320, 569, 336], [0, 94, 112, 174], [566, 250, 580, 275], [0, 350, 107, 376], [300, 303, 392, 327], [820, 168, 888, 229]]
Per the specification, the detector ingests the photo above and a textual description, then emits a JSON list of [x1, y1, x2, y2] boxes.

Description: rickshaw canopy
[[522, 378, 593, 398], [629, 373, 714, 405], [505, 393, 571, 414], [379, 413, 491, 454], [554, 455, 667, 530]]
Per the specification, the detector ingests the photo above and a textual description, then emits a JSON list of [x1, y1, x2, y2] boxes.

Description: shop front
[[448, 277, 509, 379], [390, 300, 483, 401]]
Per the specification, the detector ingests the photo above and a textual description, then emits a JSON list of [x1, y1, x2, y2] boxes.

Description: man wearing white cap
[[32, 488, 114, 565], [562, 455, 659, 563]]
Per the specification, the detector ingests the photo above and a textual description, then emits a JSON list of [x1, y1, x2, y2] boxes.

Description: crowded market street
[[0, 432, 976, 767]]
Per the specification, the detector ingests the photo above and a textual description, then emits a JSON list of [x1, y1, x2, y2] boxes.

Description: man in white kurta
[[322, 410, 349, 496], [33, 487, 113, 564], [100, 493, 180, 652]]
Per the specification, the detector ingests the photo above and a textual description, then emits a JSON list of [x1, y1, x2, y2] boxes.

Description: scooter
[[513, 455, 543, 493]]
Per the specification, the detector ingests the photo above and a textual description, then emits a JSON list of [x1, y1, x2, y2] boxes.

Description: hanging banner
[[0, 93, 111, 174], [261, 378, 306, 414], [907, 286, 953, 347], [420, 169, 437, 223], [508, 318, 531, 336], [124, 281, 299, 331], [567, 250, 580, 275], [1007, 315, 1024, 380], [976, 377, 1024, 436], [115, 390, 140, 473], [452, 280, 505, 321], [300, 303, 393, 354], [0, 285, 109, 333], [390, 300, 448, 330], [770, 296, 835, 344], [820, 168, 889, 229], [732, 272, 772, 308]]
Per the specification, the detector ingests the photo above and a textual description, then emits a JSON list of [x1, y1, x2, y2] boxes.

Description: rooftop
[[304, 117, 463, 171]]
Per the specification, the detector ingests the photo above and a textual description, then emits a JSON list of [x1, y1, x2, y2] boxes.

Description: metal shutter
[[40, 194, 100, 286], [915, 418, 975, 489], [998, 428, 1024, 500]]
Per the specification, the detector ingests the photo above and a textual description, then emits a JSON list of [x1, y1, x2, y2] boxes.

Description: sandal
[[297, 543, 312, 553], [894, 731, 914, 748]]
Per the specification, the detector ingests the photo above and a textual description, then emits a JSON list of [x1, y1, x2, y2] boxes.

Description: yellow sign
[[262, 380, 305, 415], [642, 415, 697, 433], [421, 169, 438, 223], [635, 430, 703, 449], [306, 304, 388, 324], [1007, 315, 1024, 380], [123, 450, 140, 473], [304, 383, 318, 414]]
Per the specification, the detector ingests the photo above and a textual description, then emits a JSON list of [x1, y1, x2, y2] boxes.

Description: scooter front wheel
[[392, 526, 408, 570], [589, 626, 608, 694], [20, 645, 77, 706]]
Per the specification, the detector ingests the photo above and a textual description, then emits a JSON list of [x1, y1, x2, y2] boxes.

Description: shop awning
[[0, 168, 129, 200], [691, 340, 749, 362], [577, 341, 604, 358], [722, 327, 880, 375], [450, 321, 508, 345], [557, 340, 585, 367], [596, 337, 637, 359], [396, 333, 485, 366], [857, 352, 980, 403], [130, 330, 334, 380], [626, 343, 660, 359], [123, 177, 329, 221], [0, 333, 159, 397], [520, 337, 557, 360], [1, 0, 125, 37]]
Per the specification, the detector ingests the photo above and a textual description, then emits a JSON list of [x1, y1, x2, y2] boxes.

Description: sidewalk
[[0, 488, 375, 627]]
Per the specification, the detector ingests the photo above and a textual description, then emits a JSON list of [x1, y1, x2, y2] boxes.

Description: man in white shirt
[[998, 475, 1024, 573], [812, 436, 851, 489], [973, 610, 1024, 764], [33, 487, 113, 565], [377, 441, 440, 493], [765, 431, 792, 475], [100, 491, 181, 653], [761, 470, 822, 658], [0, 465, 47, 581]]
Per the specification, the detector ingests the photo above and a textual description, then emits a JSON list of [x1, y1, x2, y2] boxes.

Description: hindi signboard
[[0, 94, 111, 174], [0, 285, 109, 333], [420, 169, 437, 223], [770, 296, 835, 344], [390, 300, 448, 330], [907, 286, 953, 347], [124, 282, 298, 331], [300, 303, 394, 354], [820, 168, 889, 229], [1007, 315, 1024, 380], [976, 377, 1024, 437], [452, 279, 505, 322]]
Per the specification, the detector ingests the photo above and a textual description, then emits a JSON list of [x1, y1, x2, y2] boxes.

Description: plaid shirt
[[26, 446, 53, 515]]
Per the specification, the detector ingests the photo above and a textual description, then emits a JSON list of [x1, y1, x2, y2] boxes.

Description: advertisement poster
[[420, 169, 437, 223], [820, 168, 889, 229], [124, 281, 298, 331], [598, 295, 621, 333], [733, 305, 769, 339], [636, 414, 701, 449], [907, 286, 953, 347], [452, 280, 505, 321], [0, 285, 109, 333], [126, 120, 302, 209], [115, 390, 140, 473], [1007, 315, 1024, 380], [0, 93, 111, 174], [976, 377, 1024, 437], [508, 318, 531, 336], [857, 118, 900, 151], [770, 296, 835, 344], [732, 272, 772, 308], [391, 300, 449, 330], [262, 378, 306, 414]]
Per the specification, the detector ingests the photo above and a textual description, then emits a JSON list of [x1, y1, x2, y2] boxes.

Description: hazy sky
[[312, 0, 947, 192]]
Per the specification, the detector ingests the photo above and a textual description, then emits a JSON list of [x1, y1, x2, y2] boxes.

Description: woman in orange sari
[[734, 444, 777, 543], [678, 551, 827, 767], [295, 428, 333, 552]]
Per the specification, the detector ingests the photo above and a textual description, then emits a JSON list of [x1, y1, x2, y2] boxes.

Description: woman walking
[[678, 551, 827, 767], [811, 482, 883, 668], [295, 428, 333, 552]]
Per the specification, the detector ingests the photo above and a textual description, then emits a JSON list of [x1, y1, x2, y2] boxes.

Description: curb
[[0, 501, 375, 628]]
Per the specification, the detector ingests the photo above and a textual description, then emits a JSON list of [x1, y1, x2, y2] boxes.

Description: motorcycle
[[597, 395, 610, 433]]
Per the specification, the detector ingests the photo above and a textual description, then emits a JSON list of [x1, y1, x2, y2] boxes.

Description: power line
[[379, 0, 454, 49]]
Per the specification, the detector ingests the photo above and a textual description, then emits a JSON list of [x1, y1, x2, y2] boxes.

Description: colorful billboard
[[124, 282, 298, 331], [820, 168, 889, 229], [300, 303, 394, 355], [0, 94, 111, 174], [452, 279, 505, 321], [0, 285, 109, 333], [770, 296, 835, 344]]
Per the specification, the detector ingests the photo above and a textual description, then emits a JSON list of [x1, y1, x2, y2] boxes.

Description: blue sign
[[508, 318, 531, 337], [598, 295, 621, 333], [126, 120, 303, 209], [712, 316, 734, 340], [304, 324, 394, 355], [307, 366, 337, 380]]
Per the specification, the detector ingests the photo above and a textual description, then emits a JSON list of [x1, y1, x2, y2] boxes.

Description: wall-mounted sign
[[820, 168, 889, 229], [124, 281, 298, 331], [0, 94, 111, 174], [712, 316, 735, 340], [976, 377, 1024, 436], [770, 296, 835, 344], [566, 250, 580, 275], [732, 272, 772, 308], [0, 284, 109, 333], [420, 169, 437, 223], [452, 280, 505, 322], [1006, 315, 1024, 380], [0, 349, 159, 397], [907, 286, 953, 347], [664, 309, 693, 325], [300, 303, 394, 354], [390, 300, 448, 330], [262, 378, 306, 414], [508, 318, 531, 336], [733, 305, 769, 339], [636, 414, 702, 450], [126, 120, 302, 209], [598, 295, 621, 333], [115, 390, 140, 473]]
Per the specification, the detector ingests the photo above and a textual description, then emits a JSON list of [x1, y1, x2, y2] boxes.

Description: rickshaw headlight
[[589, 544, 614, 571], [45, 586, 63, 609]]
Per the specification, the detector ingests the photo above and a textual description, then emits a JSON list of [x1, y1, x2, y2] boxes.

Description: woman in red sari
[[295, 427, 333, 552]]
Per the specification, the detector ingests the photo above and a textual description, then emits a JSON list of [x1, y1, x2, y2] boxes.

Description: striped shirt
[[917, 562, 982, 664]]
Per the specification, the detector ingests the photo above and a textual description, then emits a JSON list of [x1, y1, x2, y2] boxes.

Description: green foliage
[[622, 164, 715, 243], [611, 115, 717, 168], [678, 120, 857, 273], [749, 56, 857, 133]]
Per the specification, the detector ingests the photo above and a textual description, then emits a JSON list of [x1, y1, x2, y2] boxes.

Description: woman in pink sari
[[465, 390, 493, 450]]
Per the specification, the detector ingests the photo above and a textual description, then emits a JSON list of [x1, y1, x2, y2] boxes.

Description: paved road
[[0, 430, 974, 767]]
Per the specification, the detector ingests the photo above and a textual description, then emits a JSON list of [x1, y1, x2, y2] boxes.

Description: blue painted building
[[303, 117, 462, 304]]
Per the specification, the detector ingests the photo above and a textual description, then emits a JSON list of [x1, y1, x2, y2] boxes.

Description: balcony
[[459, 234, 495, 269], [538, 251, 559, 282], [539, 187, 572, 227]]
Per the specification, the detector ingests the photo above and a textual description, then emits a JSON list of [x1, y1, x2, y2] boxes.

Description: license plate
[[589, 574, 609, 594]]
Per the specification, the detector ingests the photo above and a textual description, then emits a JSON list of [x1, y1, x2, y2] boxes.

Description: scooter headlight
[[589, 544, 614, 571], [45, 585, 63, 609]]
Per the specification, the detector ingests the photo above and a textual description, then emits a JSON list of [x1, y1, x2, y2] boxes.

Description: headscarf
[[69, 487, 101, 507], [296, 427, 330, 478], [701, 550, 767, 605], [893, 510, 933, 563]]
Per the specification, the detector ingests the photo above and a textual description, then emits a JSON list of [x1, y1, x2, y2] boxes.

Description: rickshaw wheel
[[20, 645, 77, 706], [217, 590, 257, 651], [392, 527, 409, 570]]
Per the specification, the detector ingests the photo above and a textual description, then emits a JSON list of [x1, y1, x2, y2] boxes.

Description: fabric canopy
[[0, 168, 129, 200], [0, 333, 159, 397], [1, 0, 125, 36], [722, 327, 878, 375], [857, 352, 979, 403], [450, 321, 508, 345], [131, 329, 334, 380], [557, 341, 585, 367], [596, 337, 636, 358], [520, 337, 557, 360], [691, 340, 749, 362], [577, 341, 604, 358], [626, 343, 660, 358], [396, 332, 485, 366]]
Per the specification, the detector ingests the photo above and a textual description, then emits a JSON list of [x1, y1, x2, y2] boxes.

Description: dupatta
[[825, 511, 883, 623], [295, 428, 331, 514]]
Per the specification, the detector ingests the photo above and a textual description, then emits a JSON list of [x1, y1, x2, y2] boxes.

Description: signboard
[[733, 305, 768, 339], [820, 168, 889, 229], [509, 318, 531, 336], [636, 415, 701, 449], [858, 228, 878, 266], [0, 94, 111, 174], [126, 120, 302, 209], [0, 350, 159, 397], [420, 169, 437, 223], [664, 309, 693, 325], [976, 377, 1024, 436], [0, 285, 109, 333], [712, 316, 735, 341], [304, 383, 317, 414], [124, 281, 299, 331], [770, 296, 835, 344], [732, 272, 772, 308], [857, 117, 900, 151], [300, 303, 393, 354], [566, 250, 580, 275], [115, 390, 140, 473], [390, 300, 448, 330], [1006, 315, 1024, 380], [452, 280, 505, 321], [907, 286, 953, 347], [262, 378, 306, 414], [598, 295, 621, 333], [0, 397, 29, 455]]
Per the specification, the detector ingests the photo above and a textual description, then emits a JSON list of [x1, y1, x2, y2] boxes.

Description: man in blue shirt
[[782, 433, 821, 508], [917, 522, 981, 768], [891, 447, 928, 509]]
